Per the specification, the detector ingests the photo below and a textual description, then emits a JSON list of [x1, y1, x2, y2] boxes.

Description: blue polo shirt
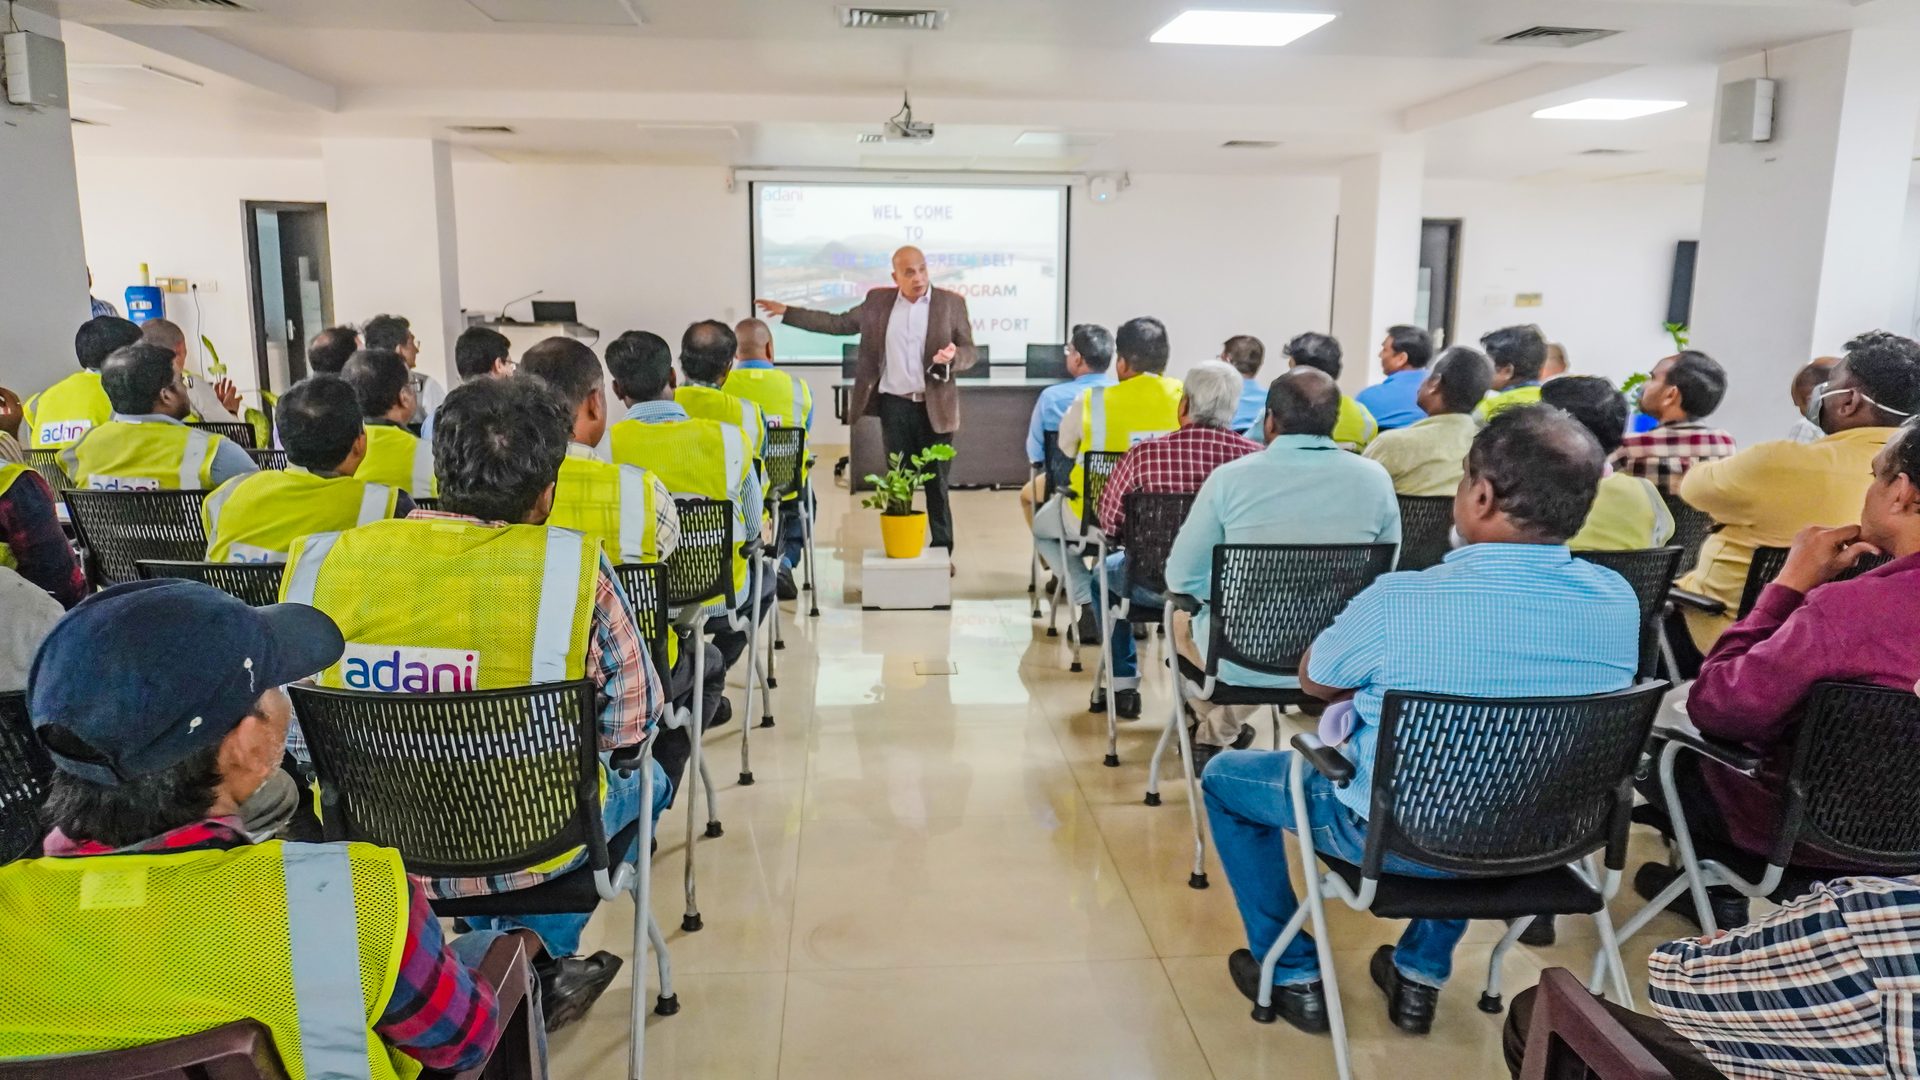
[[1231, 378, 1267, 435], [1355, 368, 1429, 431], [1025, 371, 1114, 465]]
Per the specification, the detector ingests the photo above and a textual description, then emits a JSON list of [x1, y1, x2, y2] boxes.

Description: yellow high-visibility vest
[[60, 418, 226, 491], [725, 367, 814, 491], [1475, 384, 1543, 424], [1069, 373, 1184, 520], [0, 464, 25, 570], [0, 840, 419, 1080], [675, 384, 766, 459], [203, 467, 399, 563], [610, 416, 752, 601], [22, 370, 112, 450], [547, 445, 675, 666], [356, 425, 436, 498], [1332, 396, 1380, 453]]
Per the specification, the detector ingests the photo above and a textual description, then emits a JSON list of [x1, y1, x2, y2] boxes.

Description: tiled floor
[[552, 473, 1703, 1078]]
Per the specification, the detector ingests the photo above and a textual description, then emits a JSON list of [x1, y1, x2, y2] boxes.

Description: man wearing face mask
[[1671, 331, 1920, 669]]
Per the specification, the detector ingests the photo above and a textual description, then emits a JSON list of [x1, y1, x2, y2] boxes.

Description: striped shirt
[[1305, 542, 1640, 819], [1650, 875, 1920, 1079]]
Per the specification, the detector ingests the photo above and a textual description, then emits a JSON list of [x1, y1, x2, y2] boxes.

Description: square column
[[1331, 146, 1425, 394]]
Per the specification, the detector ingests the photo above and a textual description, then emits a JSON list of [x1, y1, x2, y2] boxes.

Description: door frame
[[241, 200, 331, 395], [1420, 218, 1463, 349]]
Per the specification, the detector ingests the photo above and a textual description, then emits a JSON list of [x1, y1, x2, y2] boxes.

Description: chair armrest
[[1167, 592, 1202, 615], [1289, 733, 1355, 787], [608, 744, 648, 774], [1665, 587, 1726, 617], [1654, 720, 1765, 775], [442, 930, 539, 1080]]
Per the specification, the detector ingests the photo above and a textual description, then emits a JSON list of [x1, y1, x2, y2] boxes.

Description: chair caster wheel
[[654, 994, 681, 1017], [739, 772, 755, 786], [681, 913, 703, 933], [1088, 698, 1108, 715], [1046, 627, 1058, 638], [759, 716, 775, 728], [775, 640, 786, 651], [704, 821, 724, 838], [1103, 753, 1120, 768], [1478, 993, 1503, 1014], [808, 607, 819, 617], [1031, 607, 1041, 619], [1188, 872, 1209, 890], [1144, 792, 1162, 806], [768, 677, 779, 688], [1251, 1004, 1277, 1024], [1069, 661, 1083, 673]]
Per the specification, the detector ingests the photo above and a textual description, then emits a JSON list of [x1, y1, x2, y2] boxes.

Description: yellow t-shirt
[[1569, 472, 1674, 553]]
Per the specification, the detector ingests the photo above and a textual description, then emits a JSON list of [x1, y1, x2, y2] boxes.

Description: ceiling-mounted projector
[[884, 91, 935, 142]]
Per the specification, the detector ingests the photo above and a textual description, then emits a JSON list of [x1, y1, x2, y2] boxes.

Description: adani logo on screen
[[341, 642, 479, 693]]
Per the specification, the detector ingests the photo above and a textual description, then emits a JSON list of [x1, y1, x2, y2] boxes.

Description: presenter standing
[[757, 245, 977, 554]]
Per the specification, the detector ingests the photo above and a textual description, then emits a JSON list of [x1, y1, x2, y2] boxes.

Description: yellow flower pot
[[879, 511, 929, 559]]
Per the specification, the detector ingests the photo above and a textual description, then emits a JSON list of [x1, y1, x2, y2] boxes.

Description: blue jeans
[[1100, 552, 1165, 691], [1203, 749, 1468, 988], [466, 755, 672, 958], [448, 930, 549, 1069]]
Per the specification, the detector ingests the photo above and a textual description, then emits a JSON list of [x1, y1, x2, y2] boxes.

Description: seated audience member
[[1205, 405, 1638, 1036], [61, 344, 257, 491], [362, 314, 444, 424], [0, 581, 517, 1074], [1355, 325, 1434, 431], [282, 377, 670, 1028], [1612, 351, 1736, 495], [1282, 332, 1378, 451], [202, 375, 414, 563], [1474, 325, 1550, 422], [729, 317, 818, 591], [674, 320, 767, 459], [1166, 367, 1400, 764], [142, 318, 241, 423], [1034, 317, 1184, 642], [1541, 375, 1675, 551], [1362, 346, 1493, 496], [1542, 341, 1570, 380], [341, 348, 436, 497], [0, 408, 86, 606], [418, 326, 516, 444], [1673, 331, 1920, 663], [22, 316, 142, 450], [1094, 361, 1261, 718], [0, 385, 19, 463], [1019, 323, 1115, 523], [1222, 334, 1269, 435], [1788, 357, 1836, 444], [306, 325, 361, 376], [87, 267, 117, 319], [0, 567, 62, 691]]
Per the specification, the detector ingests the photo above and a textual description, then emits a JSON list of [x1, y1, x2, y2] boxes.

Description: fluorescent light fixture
[[1532, 98, 1686, 121], [1150, 10, 1336, 47]]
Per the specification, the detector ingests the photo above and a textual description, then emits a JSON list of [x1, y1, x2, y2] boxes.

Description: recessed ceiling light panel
[[1150, 10, 1336, 47], [1532, 98, 1686, 121]]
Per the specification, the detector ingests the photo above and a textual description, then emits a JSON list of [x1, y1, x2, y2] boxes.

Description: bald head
[[736, 318, 773, 362], [1266, 366, 1341, 438], [891, 245, 930, 301], [141, 319, 188, 367]]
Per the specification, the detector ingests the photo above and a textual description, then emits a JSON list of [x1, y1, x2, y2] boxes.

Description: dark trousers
[[653, 630, 726, 804], [1504, 984, 1728, 1079], [876, 393, 954, 551]]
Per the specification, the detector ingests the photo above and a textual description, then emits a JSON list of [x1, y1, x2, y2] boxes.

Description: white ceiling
[[33, 0, 1920, 181]]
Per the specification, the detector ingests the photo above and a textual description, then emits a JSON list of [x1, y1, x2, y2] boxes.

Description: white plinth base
[[862, 547, 952, 610]]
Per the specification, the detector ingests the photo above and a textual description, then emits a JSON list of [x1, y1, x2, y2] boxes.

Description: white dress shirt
[[881, 291, 931, 397]]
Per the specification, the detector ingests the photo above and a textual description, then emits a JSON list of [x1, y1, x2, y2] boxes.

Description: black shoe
[[1115, 689, 1142, 720], [1189, 723, 1255, 775], [1633, 862, 1750, 931], [1516, 916, 1556, 947], [706, 696, 734, 731], [537, 950, 624, 1033], [776, 564, 798, 601], [1228, 949, 1328, 1034], [1370, 945, 1437, 1035], [1075, 605, 1102, 645]]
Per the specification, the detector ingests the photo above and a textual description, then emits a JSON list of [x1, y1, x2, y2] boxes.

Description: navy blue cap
[[28, 579, 344, 786]]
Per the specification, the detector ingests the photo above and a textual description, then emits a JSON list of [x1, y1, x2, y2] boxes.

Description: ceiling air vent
[[1221, 139, 1281, 150], [840, 7, 947, 31], [856, 133, 886, 144], [126, 0, 254, 10], [448, 125, 517, 136], [1491, 26, 1620, 48]]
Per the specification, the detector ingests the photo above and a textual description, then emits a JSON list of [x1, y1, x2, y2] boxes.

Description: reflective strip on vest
[[618, 466, 650, 563], [283, 531, 341, 605], [357, 483, 393, 527], [720, 425, 747, 541], [1088, 389, 1107, 450], [282, 844, 377, 1080], [791, 378, 807, 426], [530, 529, 588, 683], [178, 429, 215, 489], [202, 474, 242, 535], [411, 441, 434, 498]]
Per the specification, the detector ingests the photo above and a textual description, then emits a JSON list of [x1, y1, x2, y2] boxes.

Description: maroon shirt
[[1689, 551, 1920, 864], [0, 467, 86, 609]]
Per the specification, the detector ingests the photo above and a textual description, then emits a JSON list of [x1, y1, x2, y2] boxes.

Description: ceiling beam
[[90, 25, 338, 112], [1401, 62, 1637, 132]]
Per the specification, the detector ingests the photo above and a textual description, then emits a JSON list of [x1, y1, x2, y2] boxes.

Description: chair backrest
[[1662, 492, 1713, 574], [841, 343, 860, 380], [248, 449, 289, 471], [1395, 495, 1454, 573], [762, 426, 808, 501], [1117, 492, 1195, 597], [1519, 969, 1676, 1080], [612, 562, 672, 684], [1774, 681, 1920, 872], [23, 450, 72, 493], [136, 560, 287, 608], [664, 497, 734, 609], [1077, 450, 1127, 535], [0, 691, 50, 867], [1025, 343, 1068, 381], [1575, 547, 1683, 679], [1739, 546, 1892, 619], [193, 421, 257, 449], [1205, 543, 1398, 678], [1366, 682, 1668, 878], [955, 344, 991, 379], [0, 1019, 293, 1080], [1040, 433, 1072, 498], [288, 681, 606, 879], [62, 489, 210, 587], [411, 496, 440, 512]]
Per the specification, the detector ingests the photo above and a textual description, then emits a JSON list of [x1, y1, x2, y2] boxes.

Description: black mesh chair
[[135, 560, 286, 607], [248, 448, 289, 470], [1050, 450, 1127, 673], [289, 680, 676, 1078], [1088, 491, 1195, 767], [62, 489, 209, 588], [0, 691, 50, 866], [955, 344, 991, 379], [762, 425, 817, 630], [1669, 545, 1892, 637], [1662, 492, 1713, 573], [191, 421, 257, 449], [23, 450, 72, 493], [1031, 433, 1073, 625], [1168, 543, 1398, 888], [411, 496, 440, 512], [1575, 548, 1683, 679], [1395, 495, 1454, 572], [1258, 683, 1667, 1080]]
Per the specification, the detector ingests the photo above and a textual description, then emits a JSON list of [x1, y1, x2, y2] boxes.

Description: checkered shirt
[[1611, 421, 1737, 497], [1097, 425, 1262, 538]]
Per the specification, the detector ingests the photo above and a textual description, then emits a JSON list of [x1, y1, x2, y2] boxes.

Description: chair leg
[[682, 641, 705, 932], [648, 915, 678, 1015], [769, 504, 786, 654], [1589, 862, 1635, 1008], [1269, 705, 1283, 751], [1097, 540, 1118, 768], [1028, 532, 1041, 618], [802, 500, 819, 618], [1172, 650, 1208, 889], [1277, 755, 1353, 1080], [1480, 917, 1532, 1014], [1144, 701, 1177, 806], [630, 748, 654, 1080], [740, 568, 757, 787]]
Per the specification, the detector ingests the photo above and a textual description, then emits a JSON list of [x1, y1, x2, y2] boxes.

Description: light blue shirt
[[1306, 543, 1641, 818], [1231, 378, 1267, 435], [1166, 434, 1402, 689], [623, 400, 763, 531], [1026, 371, 1114, 465], [1355, 368, 1429, 431], [109, 412, 259, 489], [736, 359, 815, 430]]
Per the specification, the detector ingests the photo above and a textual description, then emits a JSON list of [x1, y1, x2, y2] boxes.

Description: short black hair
[[1115, 317, 1170, 374], [76, 316, 143, 371], [99, 344, 177, 414], [1071, 324, 1114, 373], [1386, 325, 1434, 369], [606, 331, 675, 402], [341, 349, 412, 418], [1265, 367, 1341, 438], [454, 326, 512, 381], [41, 742, 222, 849], [1541, 375, 1631, 456], [276, 375, 365, 471], [519, 337, 604, 412], [1284, 332, 1343, 380], [680, 320, 738, 385], [307, 327, 360, 375], [1429, 346, 1495, 413], [1465, 405, 1604, 543], [361, 314, 412, 352], [1666, 350, 1727, 419], [1842, 331, 1920, 422], [1222, 335, 1265, 378], [1881, 419, 1920, 486], [1480, 325, 1549, 382], [432, 377, 571, 524]]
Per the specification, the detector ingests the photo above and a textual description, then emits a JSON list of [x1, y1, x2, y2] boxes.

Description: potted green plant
[[862, 444, 955, 559]]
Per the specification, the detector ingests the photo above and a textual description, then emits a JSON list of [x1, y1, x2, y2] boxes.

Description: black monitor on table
[[1026, 344, 1067, 381]]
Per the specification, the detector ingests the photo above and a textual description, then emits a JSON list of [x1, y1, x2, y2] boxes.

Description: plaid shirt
[[1097, 424, 1262, 538], [1611, 421, 1737, 497], [0, 463, 86, 609], [41, 818, 501, 1073], [1650, 875, 1920, 1079]]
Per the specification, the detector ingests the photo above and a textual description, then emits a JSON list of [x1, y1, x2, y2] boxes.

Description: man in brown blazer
[[756, 245, 977, 552]]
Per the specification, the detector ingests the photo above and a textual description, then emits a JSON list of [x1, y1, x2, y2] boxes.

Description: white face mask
[[1449, 525, 1467, 550]]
